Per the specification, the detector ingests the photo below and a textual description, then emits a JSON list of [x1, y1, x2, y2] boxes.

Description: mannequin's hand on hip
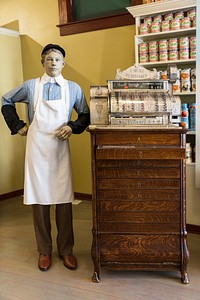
[[18, 125, 28, 136], [56, 125, 72, 140]]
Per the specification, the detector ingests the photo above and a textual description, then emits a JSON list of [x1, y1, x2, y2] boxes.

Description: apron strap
[[34, 77, 41, 111]]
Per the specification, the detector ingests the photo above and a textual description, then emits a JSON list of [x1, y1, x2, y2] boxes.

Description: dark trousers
[[32, 203, 74, 255]]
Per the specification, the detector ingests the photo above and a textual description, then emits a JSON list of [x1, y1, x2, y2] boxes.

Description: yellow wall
[[0, 30, 26, 194], [0, 0, 135, 195]]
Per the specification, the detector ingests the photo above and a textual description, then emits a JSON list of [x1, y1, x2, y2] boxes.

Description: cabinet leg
[[92, 271, 100, 283], [181, 272, 190, 284]]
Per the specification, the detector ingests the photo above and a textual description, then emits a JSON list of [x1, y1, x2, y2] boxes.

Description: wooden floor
[[0, 197, 200, 300]]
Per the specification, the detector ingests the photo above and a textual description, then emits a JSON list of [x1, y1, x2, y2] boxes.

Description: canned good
[[187, 9, 196, 20], [161, 70, 168, 80], [191, 68, 196, 79], [191, 79, 196, 92], [192, 16, 196, 27], [169, 51, 178, 61], [149, 52, 158, 62], [181, 17, 191, 29], [180, 49, 189, 60], [168, 38, 178, 50], [151, 22, 160, 33], [173, 79, 180, 93], [190, 36, 196, 48], [140, 23, 149, 35], [179, 37, 189, 49], [171, 18, 181, 30], [181, 69, 191, 80], [181, 80, 191, 92], [161, 20, 170, 31], [139, 53, 149, 63], [159, 39, 168, 51], [159, 51, 168, 61], [153, 14, 162, 23], [181, 103, 189, 129], [175, 11, 184, 20], [164, 13, 173, 21], [139, 42, 149, 53], [144, 17, 152, 26], [186, 143, 192, 162], [190, 49, 196, 59], [189, 103, 196, 131], [149, 41, 158, 52]]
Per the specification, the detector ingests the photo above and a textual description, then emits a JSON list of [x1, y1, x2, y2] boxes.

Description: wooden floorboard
[[0, 197, 200, 300]]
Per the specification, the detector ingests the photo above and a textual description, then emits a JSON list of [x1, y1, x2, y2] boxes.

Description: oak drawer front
[[97, 167, 180, 179], [98, 200, 180, 212], [99, 211, 180, 223], [97, 189, 180, 201], [99, 234, 180, 262], [96, 147, 185, 160], [99, 222, 180, 234], [97, 178, 180, 189], [96, 132, 181, 146], [96, 159, 181, 168]]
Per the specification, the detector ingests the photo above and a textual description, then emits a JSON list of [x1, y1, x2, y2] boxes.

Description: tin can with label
[[159, 50, 168, 62], [187, 9, 196, 20], [181, 17, 191, 29], [139, 23, 149, 35], [171, 18, 181, 30], [151, 22, 160, 33], [181, 69, 190, 80], [149, 52, 158, 62], [144, 16, 152, 26], [191, 79, 196, 92], [181, 103, 189, 129], [192, 16, 196, 27], [190, 49, 196, 59], [179, 37, 189, 49], [164, 13, 173, 21], [169, 51, 178, 61], [139, 53, 149, 63], [186, 143, 192, 162], [149, 41, 158, 52], [189, 103, 196, 131], [161, 20, 170, 32], [160, 70, 168, 80], [168, 38, 178, 50], [181, 80, 191, 92], [180, 49, 189, 60], [153, 14, 162, 23], [191, 68, 196, 79], [139, 42, 149, 53], [190, 36, 196, 49], [159, 39, 168, 51], [173, 79, 180, 93], [175, 11, 184, 20]]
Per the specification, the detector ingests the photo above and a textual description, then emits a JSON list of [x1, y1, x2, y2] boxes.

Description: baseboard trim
[[186, 224, 200, 235], [0, 190, 92, 202], [74, 192, 92, 201], [0, 191, 200, 235], [0, 189, 24, 201]]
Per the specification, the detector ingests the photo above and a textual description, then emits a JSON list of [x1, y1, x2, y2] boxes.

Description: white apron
[[23, 77, 74, 205]]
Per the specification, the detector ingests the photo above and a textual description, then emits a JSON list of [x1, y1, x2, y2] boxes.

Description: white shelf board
[[127, 0, 196, 18]]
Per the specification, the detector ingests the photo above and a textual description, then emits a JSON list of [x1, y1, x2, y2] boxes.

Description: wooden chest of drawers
[[87, 127, 189, 284]]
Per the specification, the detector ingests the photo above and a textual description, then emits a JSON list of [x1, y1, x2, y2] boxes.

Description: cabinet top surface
[[87, 125, 187, 134], [127, 0, 196, 18]]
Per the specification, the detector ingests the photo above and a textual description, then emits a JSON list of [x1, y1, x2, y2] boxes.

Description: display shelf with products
[[127, 0, 196, 161]]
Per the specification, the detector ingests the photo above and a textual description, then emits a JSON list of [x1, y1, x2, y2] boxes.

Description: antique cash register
[[87, 65, 189, 284], [90, 65, 181, 127]]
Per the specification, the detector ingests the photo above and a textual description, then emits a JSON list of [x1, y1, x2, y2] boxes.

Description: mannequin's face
[[43, 50, 65, 77]]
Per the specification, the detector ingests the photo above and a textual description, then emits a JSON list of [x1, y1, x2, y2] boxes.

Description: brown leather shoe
[[60, 254, 77, 270], [38, 254, 52, 271]]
